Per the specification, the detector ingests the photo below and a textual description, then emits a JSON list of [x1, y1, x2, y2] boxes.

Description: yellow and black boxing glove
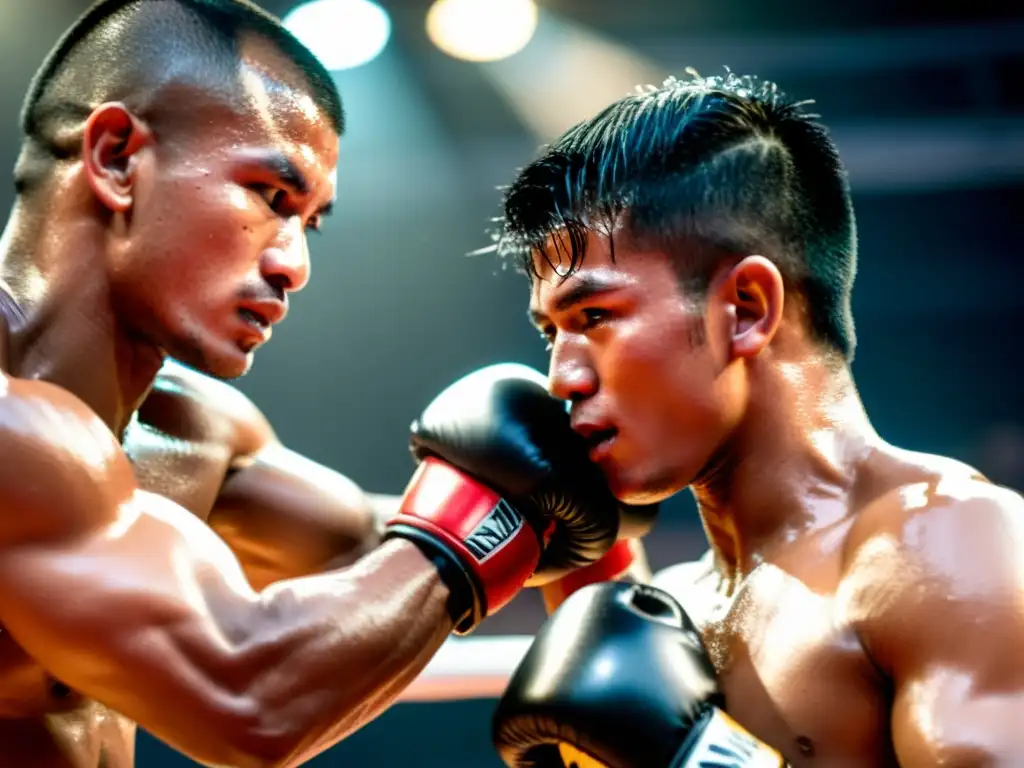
[[493, 581, 788, 768]]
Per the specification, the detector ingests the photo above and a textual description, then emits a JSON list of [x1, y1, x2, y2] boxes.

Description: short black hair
[[17, 0, 343, 193], [496, 70, 859, 360]]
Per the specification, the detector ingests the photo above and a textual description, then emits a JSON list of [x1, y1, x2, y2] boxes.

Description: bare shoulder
[[0, 372, 130, 544], [839, 450, 1024, 668], [844, 446, 1021, 557], [845, 471, 1023, 576], [138, 360, 274, 453]]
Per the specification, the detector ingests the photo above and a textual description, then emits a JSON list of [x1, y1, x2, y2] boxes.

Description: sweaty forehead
[[236, 38, 340, 172], [529, 232, 619, 311], [530, 229, 615, 281], [528, 229, 677, 317]]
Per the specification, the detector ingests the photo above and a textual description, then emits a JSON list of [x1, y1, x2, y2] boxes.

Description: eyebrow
[[528, 273, 629, 326], [256, 152, 335, 216]]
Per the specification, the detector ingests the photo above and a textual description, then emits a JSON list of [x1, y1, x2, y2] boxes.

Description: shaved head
[[17, 0, 343, 197]]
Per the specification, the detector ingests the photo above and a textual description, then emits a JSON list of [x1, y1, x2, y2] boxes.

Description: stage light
[[425, 0, 539, 63], [284, 0, 391, 71]]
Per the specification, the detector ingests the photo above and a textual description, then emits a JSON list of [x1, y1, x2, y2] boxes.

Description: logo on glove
[[464, 499, 525, 562]]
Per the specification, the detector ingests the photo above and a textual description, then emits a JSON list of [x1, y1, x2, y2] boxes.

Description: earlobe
[[726, 256, 784, 359], [82, 102, 151, 214]]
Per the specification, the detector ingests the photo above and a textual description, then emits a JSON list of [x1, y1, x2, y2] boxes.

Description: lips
[[237, 299, 287, 330], [588, 431, 617, 461], [571, 421, 618, 460], [238, 307, 268, 330]]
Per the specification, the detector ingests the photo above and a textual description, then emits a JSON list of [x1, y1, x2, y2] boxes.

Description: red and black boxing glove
[[384, 363, 625, 634]]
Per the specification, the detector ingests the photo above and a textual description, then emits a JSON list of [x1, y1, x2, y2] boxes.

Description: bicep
[[0, 488, 264, 763], [211, 443, 380, 587], [152, 367, 383, 584]]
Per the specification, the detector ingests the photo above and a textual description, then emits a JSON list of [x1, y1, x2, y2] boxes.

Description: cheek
[[603, 318, 735, 442], [134, 175, 264, 283]]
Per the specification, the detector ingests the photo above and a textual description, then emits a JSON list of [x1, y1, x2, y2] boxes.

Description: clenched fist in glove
[[384, 364, 657, 634], [493, 581, 787, 767]]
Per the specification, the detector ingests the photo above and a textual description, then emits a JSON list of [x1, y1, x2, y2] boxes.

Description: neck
[[690, 352, 881, 591], [0, 203, 164, 437]]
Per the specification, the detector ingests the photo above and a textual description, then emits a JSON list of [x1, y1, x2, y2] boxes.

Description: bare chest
[[666, 563, 894, 767]]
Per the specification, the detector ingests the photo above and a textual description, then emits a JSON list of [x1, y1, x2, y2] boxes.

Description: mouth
[[583, 428, 618, 461], [238, 297, 287, 328], [238, 307, 270, 331], [236, 307, 275, 344]]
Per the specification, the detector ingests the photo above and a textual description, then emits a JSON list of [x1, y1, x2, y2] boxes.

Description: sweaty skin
[[652, 452, 1024, 767], [528, 231, 1024, 767], [0, 36, 452, 768], [0, 338, 451, 768], [128, 361, 394, 590]]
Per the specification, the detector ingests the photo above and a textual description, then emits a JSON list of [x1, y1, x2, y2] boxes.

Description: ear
[[82, 102, 151, 214], [719, 255, 785, 359]]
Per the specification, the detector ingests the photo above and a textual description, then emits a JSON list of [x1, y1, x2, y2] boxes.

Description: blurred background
[[0, 0, 1022, 764]]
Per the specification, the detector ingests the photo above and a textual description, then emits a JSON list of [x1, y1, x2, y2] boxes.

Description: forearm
[[138, 538, 453, 766], [0, 500, 452, 768], [211, 451, 400, 584], [241, 538, 453, 763]]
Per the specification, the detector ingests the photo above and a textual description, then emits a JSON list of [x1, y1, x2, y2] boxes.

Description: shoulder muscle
[[139, 360, 274, 456], [0, 374, 130, 545], [842, 478, 1024, 673]]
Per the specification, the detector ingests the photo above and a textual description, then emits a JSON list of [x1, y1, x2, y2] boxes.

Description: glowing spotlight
[[426, 0, 539, 63], [284, 0, 391, 71]]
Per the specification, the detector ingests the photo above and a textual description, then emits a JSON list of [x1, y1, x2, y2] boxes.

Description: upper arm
[[212, 443, 383, 588], [0, 378, 275, 765], [846, 482, 1024, 766], [151, 362, 383, 587]]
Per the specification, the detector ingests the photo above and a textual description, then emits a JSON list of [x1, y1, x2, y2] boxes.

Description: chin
[[206, 355, 252, 381], [603, 463, 680, 506], [616, 486, 679, 507], [169, 338, 254, 381], [206, 346, 255, 380]]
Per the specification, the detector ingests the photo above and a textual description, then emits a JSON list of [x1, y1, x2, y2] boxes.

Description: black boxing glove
[[493, 581, 788, 768], [385, 364, 626, 634]]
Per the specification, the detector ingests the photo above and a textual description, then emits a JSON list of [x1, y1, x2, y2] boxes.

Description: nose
[[261, 219, 311, 293], [547, 337, 598, 403]]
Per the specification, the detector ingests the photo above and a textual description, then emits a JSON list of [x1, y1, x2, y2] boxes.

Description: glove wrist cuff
[[384, 523, 481, 632], [386, 458, 541, 634]]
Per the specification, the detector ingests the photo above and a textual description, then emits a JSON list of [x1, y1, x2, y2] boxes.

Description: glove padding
[[493, 581, 787, 767], [411, 363, 655, 583], [386, 364, 655, 634]]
